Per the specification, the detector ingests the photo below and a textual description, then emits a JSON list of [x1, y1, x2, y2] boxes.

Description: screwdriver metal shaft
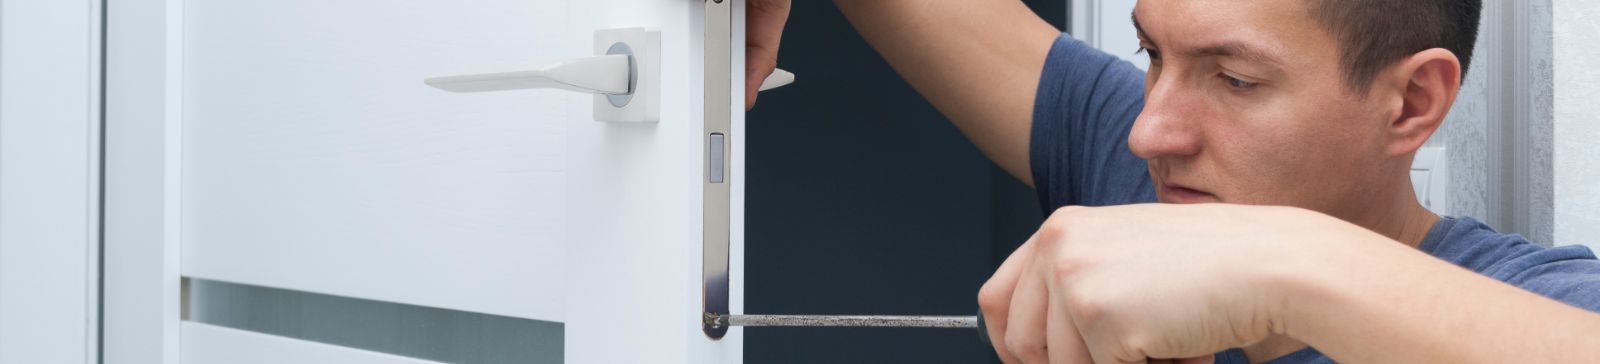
[[705, 313, 978, 329]]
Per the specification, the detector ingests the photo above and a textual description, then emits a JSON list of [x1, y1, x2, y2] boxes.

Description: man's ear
[[1384, 48, 1462, 156]]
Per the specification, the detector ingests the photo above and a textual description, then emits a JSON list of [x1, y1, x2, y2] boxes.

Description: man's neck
[[1347, 197, 1442, 249]]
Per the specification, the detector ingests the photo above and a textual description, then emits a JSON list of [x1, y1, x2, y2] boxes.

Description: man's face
[[1130, 0, 1400, 217]]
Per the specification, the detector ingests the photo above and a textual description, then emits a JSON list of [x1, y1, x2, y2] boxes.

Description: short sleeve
[[1424, 218, 1600, 313], [1500, 245, 1600, 313], [1029, 34, 1156, 214]]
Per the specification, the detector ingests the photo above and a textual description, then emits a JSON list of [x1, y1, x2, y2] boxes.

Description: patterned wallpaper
[[1527, 0, 1556, 247], [1435, 39, 1489, 224]]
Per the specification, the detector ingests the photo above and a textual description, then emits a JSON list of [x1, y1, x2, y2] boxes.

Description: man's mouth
[[1160, 183, 1217, 203]]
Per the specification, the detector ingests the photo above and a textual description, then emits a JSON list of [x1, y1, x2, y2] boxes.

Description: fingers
[[743, 39, 777, 110], [1006, 263, 1050, 363], [1073, 304, 1149, 364], [980, 239, 1036, 363], [1046, 276, 1092, 364], [745, 0, 790, 110]]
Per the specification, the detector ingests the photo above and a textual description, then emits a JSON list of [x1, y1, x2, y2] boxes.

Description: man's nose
[[1128, 81, 1203, 161]]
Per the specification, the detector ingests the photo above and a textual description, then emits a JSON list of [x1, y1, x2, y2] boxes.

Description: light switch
[[1411, 169, 1432, 207], [1411, 147, 1449, 214]]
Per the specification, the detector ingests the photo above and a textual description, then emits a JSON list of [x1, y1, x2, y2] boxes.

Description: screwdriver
[[704, 312, 993, 342]]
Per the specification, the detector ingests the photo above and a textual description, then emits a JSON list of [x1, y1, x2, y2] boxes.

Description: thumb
[[745, 0, 790, 110]]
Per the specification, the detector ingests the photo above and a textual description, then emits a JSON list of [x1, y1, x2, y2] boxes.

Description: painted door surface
[[173, 1, 744, 362]]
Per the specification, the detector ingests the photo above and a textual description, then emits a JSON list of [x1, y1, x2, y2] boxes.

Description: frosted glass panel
[[186, 278, 563, 364]]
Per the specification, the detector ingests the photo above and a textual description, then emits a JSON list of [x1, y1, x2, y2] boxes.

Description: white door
[[104, 1, 749, 363]]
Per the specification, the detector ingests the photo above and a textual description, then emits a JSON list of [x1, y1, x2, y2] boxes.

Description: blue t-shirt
[[1030, 33, 1600, 363]]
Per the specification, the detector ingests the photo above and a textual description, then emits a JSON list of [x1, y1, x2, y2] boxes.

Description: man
[[747, 0, 1600, 363]]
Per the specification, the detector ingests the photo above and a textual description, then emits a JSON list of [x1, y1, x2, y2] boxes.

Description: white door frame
[[101, 0, 184, 362], [0, 0, 103, 362], [1068, 0, 1100, 47], [1067, 0, 1148, 70], [1483, 0, 1554, 245]]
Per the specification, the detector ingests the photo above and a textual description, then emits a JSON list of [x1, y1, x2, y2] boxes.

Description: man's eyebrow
[[1184, 42, 1287, 67], [1132, 13, 1153, 45], [1132, 12, 1285, 68]]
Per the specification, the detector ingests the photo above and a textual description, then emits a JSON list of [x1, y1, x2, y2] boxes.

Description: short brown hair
[[1310, 0, 1483, 94]]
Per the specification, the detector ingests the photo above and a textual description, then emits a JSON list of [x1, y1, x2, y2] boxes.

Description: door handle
[[424, 27, 661, 122], [425, 27, 794, 124], [427, 59, 793, 94], [424, 54, 633, 95]]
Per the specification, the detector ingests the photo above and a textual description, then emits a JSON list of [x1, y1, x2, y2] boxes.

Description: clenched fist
[[978, 204, 1377, 363]]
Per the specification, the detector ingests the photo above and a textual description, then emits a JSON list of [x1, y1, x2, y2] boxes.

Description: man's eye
[[1136, 47, 1162, 61], [1221, 74, 1257, 90]]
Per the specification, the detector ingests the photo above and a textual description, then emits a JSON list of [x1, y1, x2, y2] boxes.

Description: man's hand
[[977, 204, 1367, 363], [746, 0, 790, 110]]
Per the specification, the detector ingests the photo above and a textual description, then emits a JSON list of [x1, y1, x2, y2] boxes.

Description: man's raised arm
[[747, 0, 1060, 186]]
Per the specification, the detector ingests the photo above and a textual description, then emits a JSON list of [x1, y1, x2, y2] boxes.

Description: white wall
[[0, 0, 102, 362], [1553, 0, 1600, 249]]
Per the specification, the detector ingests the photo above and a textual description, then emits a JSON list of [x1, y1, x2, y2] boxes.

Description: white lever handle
[[759, 69, 795, 92], [425, 28, 660, 122], [425, 54, 632, 95]]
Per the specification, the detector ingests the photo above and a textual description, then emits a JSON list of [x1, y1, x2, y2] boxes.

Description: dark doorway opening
[[745, 2, 1065, 362]]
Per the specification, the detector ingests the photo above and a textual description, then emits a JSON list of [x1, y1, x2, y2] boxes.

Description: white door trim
[[1483, 0, 1555, 245], [0, 0, 103, 362], [101, 0, 184, 362]]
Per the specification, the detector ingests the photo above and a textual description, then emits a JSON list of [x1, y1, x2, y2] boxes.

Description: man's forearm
[[1282, 236, 1600, 362], [831, 0, 1058, 185]]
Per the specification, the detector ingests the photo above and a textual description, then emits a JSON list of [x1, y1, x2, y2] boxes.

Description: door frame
[[101, 0, 184, 362], [1068, 0, 1098, 47], [0, 0, 104, 362], [1483, 0, 1554, 245]]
